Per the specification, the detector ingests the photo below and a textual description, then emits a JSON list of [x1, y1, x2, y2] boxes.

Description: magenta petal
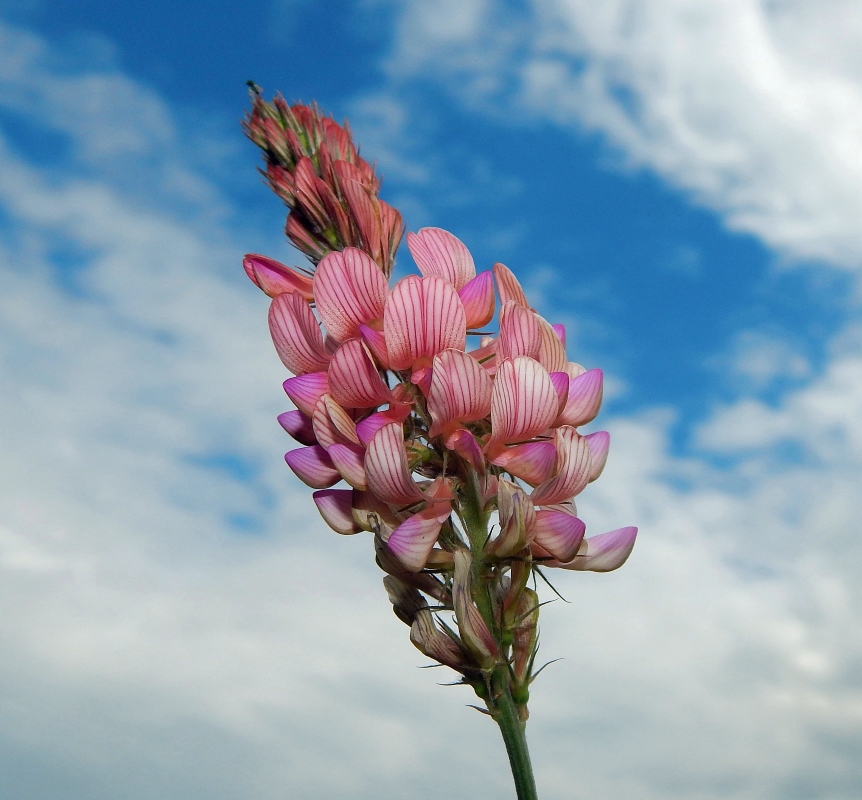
[[384, 275, 467, 371], [549, 371, 570, 415], [277, 410, 317, 445], [359, 324, 389, 367], [313, 489, 360, 534], [552, 324, 566, 346], [459, 271, 495, 329], [530, 426, 592, 505], [285, 446, 341, 488], [444, 428, 486, 473], [312, 248, 388, 341], [490, 441, 557, 485], [387, 508, 447, 572], [268, 292, 330, 375], [243, 253, 314, 300], [490, 356, 559, 444], [533, 510, 586, 563], [407, 227, 476, 290], [364, 422, 424, 505], [562, 527, 637, 572], [328, 339, 392, 409], [327, 443, 368, 490], [283, 372, 329, 417], [585, 431, 610, 482], [557, 368, 603, 427]]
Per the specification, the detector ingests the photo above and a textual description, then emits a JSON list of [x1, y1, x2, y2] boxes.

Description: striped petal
[[243, 253, 314, 300], [498, 301, 541, 361], [490, 441, 557, 485], [328, 338, 392, 409], [364, 422, 424, 505], [327, 443, 368, 490], [384, 275, 467, 371], [285, 445, 341, 488], [356, 403, 412, 447], [313, 489, 360, 534], [532, 510, 586, 563], [536, 315, 568, 373], [359, 323, 389, 367], [277, 410, 317, 445], [558, 527, 638, 572], [427, 349, 493, 436], [490, 356, 559, 444], [530, 426, 592, 505], [387, 505, 451, 572], [585, 431, 610, 482], [407, 227, 476, 290], [553, 324, 566, 347], [311, 394, 359, 449], [557, 368, 604, 427], [493, 262, 529, 308], [493, 479, 536, 556], [268, 292, 330, 375], [312, 247, 388, 341], [550, 371, 570, 415], [443, 428, 485, 473], [283, 371, 329, 417], [459, 271, 495, 329]]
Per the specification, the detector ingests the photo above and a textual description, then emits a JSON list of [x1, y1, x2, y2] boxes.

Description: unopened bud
[[452, 550, 498, 669]]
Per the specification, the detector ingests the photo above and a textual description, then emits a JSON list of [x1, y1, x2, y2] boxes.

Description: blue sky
[[1, 2, 861, 799]]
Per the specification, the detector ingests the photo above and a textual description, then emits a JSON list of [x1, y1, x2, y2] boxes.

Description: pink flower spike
[[313, 489, 360, 535], [277, 410, 317, 446], [268, 292, 330, 376], [561, 527, 638, 572], [327, 443, 368, 490], [490, 441, 557, 485], [585, 431, 610, 482], [364, 422, 425, 505], [558, 368, 603, 427], [444, 428, 485, 473], [498, 301, 541, 362], [490, 356, 559, 445], [384, 275, 467, 371], [427, 349, 493, 437], [243, 253, 314, 300], [407, 227, 476, 290], [493, 262, 529, 308], [388, 505, 452, 572], [328, 339, 393, 409], [312, 248, 388, 342], [537, 316, 568, 374], [459, 271, 495, 329], [283, 371, 329, 417], [285, 445, 341, 488], [359, 323, 389, 368], [550, 371, 570, 415], [530, 426, 592, 505], [532, 510, 586, 563]]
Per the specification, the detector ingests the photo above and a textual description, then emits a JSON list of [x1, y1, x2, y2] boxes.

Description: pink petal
[[552, 324, 566, 347], [277, 410, 317, 445], [494, 479, 537, 556], [530, 426, 592, 505], [328, 339, 392, 409], [410, 360, 434, 395], [384, 275, 466, 371], [498, 301, 541, 361], [327, 443, 368, 490], [493, 262, 529, 308], [459, 271, 495, 329], [443, 428, 485, 473], [313, 489, 360, 534], [565, 361, 587, 379], [285, 445, 341, 488], [269, 292, 330, 375], [312, 247, 388, 341], [557, 369, 604, 427], [283, 371, 329, 417], [536, 315, 568, 373], [560, 527, 638, 572], [364, 422, 424, 505], [356, 403, 412, 447], [490, 356, 559, 444], [550, 371, 570, 415], [387, 505, 450, 572], [311, 394, 359, 449], [532, 510, 586, 563], [585, 431, 610, 482], [341, 180, 383, 264], [359, 323, 389, 367], [427, 348, 493, 436], [490, 441, 557, 485], [406, 227, 476, 290], [243, 253, 314, 300]]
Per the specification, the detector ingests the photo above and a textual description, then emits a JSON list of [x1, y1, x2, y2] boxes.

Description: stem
[[492, 669, 539, 800]]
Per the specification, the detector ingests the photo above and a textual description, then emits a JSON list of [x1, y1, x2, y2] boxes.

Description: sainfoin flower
[[244, 91, 637, 800]]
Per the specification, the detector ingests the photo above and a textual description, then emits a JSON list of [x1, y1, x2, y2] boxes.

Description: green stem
[[492, 669, 539, 800]]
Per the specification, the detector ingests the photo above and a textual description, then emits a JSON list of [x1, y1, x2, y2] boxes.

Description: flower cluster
[[244, 227, 637, 714], [244, 87, 403, 273]]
